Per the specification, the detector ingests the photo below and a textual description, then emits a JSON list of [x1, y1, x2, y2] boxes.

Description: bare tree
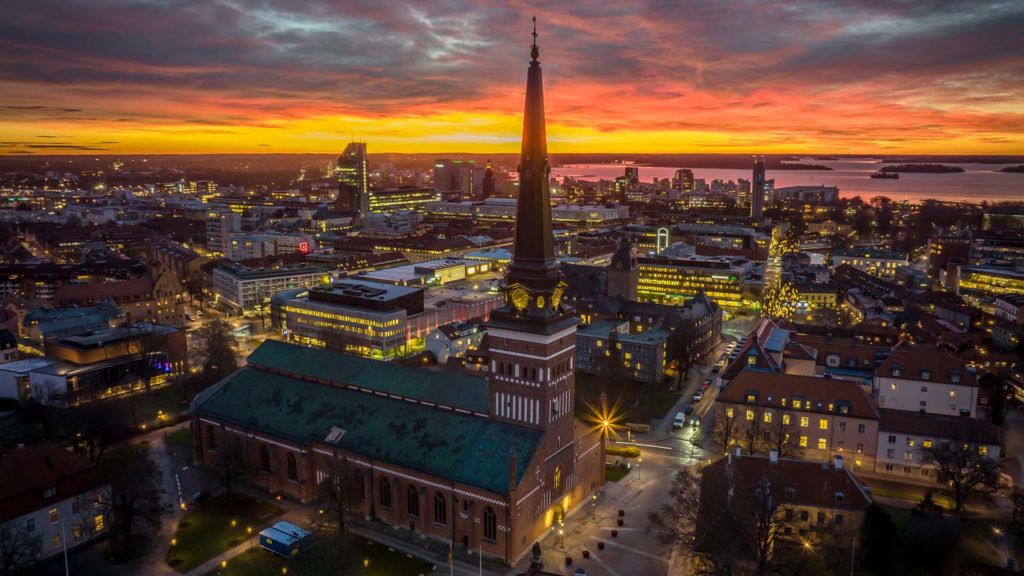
[[216, 434, 249, 495], [317, 456, 358, 534], [0, 524, 38, 575], [741, 413, 766, 456], [920, 440, 1003, 515], [714, 407, 740, 455], [764, 414, 798, 459], [103, 445, 166, 561]]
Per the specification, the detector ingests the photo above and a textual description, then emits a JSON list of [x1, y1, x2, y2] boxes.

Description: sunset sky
[[1, 0, 1023, 155]]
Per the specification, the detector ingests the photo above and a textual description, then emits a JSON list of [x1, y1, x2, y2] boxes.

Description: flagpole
[[479, 542, 482, 575], [61, 518, 69, 576]]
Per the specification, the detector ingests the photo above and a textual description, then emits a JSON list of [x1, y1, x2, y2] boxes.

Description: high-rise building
[[206, 208, 241, 256], [433, 159, 456, 192], [672, 168, 694, 192], [751, 155, 766, 220], [482, 160, 495, 199], [337, 142, 369, 216]]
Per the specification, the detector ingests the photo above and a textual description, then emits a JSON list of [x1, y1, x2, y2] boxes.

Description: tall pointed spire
[[489, 18, 573, 333]]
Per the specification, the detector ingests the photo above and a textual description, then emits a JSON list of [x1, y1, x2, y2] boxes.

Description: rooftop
[[720, 370, 879, 420], [194, 354, 540, 495], [0, 444, 107, 522]]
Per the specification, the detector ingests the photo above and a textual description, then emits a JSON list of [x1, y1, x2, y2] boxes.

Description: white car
[[692, 391, 703, 403], [672, 412, 685, 429]]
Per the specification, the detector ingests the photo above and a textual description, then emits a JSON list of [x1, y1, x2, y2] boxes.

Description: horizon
[[2, 2, 1023, 156]]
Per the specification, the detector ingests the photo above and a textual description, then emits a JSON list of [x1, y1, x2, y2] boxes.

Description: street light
[[591, 494, 597, 519], [637, 457, 643, 481], [247, 526, 253, 549]]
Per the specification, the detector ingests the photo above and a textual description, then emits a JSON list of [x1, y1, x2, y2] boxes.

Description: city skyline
[[2, 1, 1023, 156]]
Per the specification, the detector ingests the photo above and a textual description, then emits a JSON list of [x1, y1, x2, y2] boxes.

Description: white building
[[426, 321, 486, 364], [874, 344, 979, 417], [226, 233, 276, 261], [212, 262, 334, 314], [875, 409, 1002, 484], [206, 208, 241, 257], [831, 247, 909, 280], [0, 445, 110, 569]]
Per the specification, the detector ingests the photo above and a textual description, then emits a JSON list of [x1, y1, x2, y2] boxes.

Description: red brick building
[[192, 34, 605, 565]]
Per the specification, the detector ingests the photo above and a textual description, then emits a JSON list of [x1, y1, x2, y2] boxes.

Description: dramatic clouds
[[0, 0, 1022, 153]]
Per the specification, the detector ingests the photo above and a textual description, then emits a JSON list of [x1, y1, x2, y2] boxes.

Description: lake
[[551, 158, 1024, 203]]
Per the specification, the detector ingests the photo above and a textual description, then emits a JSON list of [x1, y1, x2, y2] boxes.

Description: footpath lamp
[[247, 526, 253, 550]]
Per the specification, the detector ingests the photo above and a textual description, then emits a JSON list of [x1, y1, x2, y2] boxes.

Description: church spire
[[489, 18, 572, 333]]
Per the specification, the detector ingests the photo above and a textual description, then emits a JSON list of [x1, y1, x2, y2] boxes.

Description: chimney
[[769, 448, 779, 463], [834, 455, 844, 470]]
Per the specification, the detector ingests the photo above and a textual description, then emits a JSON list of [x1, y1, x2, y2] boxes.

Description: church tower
[[487, 18, 579, 487]]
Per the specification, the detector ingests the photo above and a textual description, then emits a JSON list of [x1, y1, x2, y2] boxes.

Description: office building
[[751, 155, 766, 220], [636, 255, 752, 309], [367, 187, 441, 213], [482, 160, 496, 199], [211, 262, 333, 314], [672, 168, 694, 192], [337, 142, 369, 216]]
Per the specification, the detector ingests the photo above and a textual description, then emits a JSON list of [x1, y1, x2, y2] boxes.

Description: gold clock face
[[536, 295, 546, 309], [551, 286, 563, 309], [510, 287, 529, 310]]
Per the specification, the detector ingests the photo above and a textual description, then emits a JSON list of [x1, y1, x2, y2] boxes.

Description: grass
[[166, 427, 192, 447], [574, 371, 682, 426], [605, 465, 630, 483], [110, 381, 189, 426], [167, 493, 283, 572], [203, 535, 434, 576]]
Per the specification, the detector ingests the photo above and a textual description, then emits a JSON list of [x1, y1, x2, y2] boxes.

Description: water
[[551, 158, 1024, 203]]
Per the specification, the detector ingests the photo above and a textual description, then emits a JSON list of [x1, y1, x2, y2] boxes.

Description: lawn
[[166, 427, 192, 447], [203, 535, 434, 576], [110, 381, 189, 426], [167, 493, 283, 572], [574, 371, 681, 426]]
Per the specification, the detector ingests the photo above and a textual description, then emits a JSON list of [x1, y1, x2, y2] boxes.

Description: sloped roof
[[247, 340, 490, 413], [194, 367, 541, 495], [720, 370, 879, 420], [876, 343, 977, 387], [878, 409, 1002, 446], [0, 444, 107, 521]]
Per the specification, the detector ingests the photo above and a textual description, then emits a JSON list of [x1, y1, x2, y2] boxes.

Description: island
[[879, 163, 965, 173], [777, 163, 834, 170], [999, 165, 1024, 173]]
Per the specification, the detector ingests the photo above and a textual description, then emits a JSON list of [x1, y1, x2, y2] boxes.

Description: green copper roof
[[195, 367, 541, 495], [247, 340, 489, 413]]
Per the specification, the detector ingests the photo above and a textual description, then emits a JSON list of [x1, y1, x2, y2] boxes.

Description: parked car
[[702, 378, 712, 390], [189, 490, 210, 505], [184, 313, 194, 322], [672, 412, 686, 429], [683, 403, 694, 415], [692, 391, 703, 403], [575, 569, 589, 576]]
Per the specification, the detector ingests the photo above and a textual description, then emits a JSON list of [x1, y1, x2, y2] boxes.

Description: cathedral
[[191, 27, 605, 564]]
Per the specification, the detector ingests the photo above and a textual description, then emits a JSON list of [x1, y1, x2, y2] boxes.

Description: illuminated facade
[[337, 142, 369, 216], [951, 264, 1024, 309], [636, 255, 750, 309], [211, 262, 333, 314], [830, 247, 908, 280], [368, 187, 440, 213]]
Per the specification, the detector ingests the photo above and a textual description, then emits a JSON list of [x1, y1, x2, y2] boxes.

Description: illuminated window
[[819, 419, 828, 430], [799, 436, 808, 448], [922, 440, 933, 448], [818, 438, 828, 450], [746, 410, 755, 421], [94, 514, 104, 532], [800, 417, 809, 428], [949, 389, 957, 398], [782, 414, 791, 425], [725, 407, 734, 418], [979, 446, 989, 456], [49, 508, 58, 525], [763, 412, 773, 423]]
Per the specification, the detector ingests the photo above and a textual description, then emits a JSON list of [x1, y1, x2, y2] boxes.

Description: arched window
[[352, 470, 365, 501], [260, 445, 271, 473], [407, 485, 419, 517], [483, 506, 497, 541], [379, 478, 391, 508], [433, 493, 447, 525], [553, 466, 563, 495], [206, 427, 216, 452], [286, 453, 298, 482]]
